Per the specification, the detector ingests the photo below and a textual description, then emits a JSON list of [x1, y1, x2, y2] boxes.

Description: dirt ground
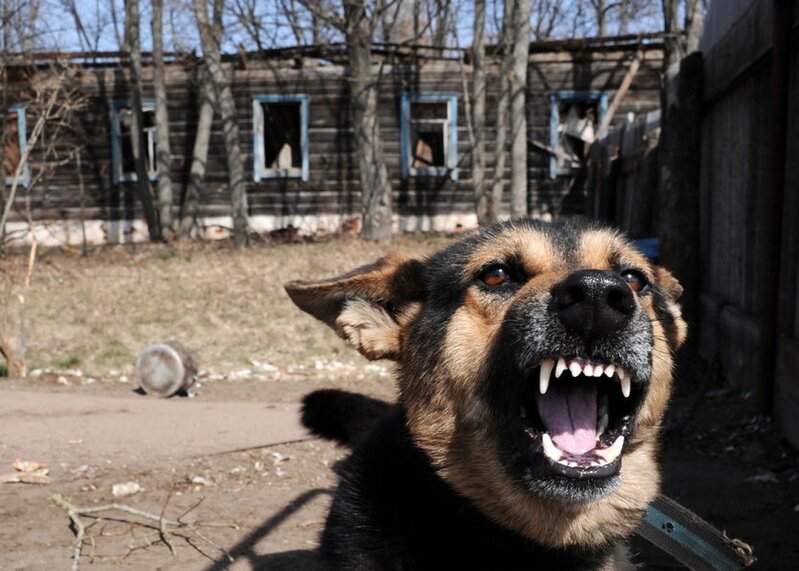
[[1, 236, 797, 570]]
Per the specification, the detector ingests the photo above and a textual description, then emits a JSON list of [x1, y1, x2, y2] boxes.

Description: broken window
[[549, 93, 607, 178], [3, 106, 28, 186], [253, 95, 309, 182], [110, 101, 157, 184], [401, 93, 458, 180]]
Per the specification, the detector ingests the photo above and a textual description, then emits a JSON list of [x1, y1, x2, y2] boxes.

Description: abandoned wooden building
[[1, 36, 664, 245]]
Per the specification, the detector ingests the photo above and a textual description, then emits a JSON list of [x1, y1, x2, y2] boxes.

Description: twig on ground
[[49, 493, 237, 570]]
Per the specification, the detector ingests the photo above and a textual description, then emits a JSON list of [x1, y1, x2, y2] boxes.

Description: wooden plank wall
[[587, 110, 661, 238], [775, 12, 799, 449], [586, 1, 799, 449], [698, 0, 799, 449], [6, 44, 662, 228]]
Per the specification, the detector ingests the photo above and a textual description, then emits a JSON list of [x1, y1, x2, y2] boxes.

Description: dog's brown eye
[[621, 269, 647, 293], [481, 266, 510, 287]]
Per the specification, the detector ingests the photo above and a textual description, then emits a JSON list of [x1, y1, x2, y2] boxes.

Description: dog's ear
[[284, 254, 427, 360], [654, 266, 688, 348], [654, 266, 683, 300]]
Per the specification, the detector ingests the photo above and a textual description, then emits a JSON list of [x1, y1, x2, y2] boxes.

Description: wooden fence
[[591, 0, 799, 450]]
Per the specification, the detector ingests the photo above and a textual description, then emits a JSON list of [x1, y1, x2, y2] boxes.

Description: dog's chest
[[320, 411, 612, 571]]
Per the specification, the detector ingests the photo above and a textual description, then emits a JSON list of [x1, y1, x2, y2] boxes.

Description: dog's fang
[[595, 435, 624, 462], [555, 357, 567, 378], [539, 359, 554, 394], [604, 363, 615, 378], [541, 433, 564, 461], [620, 374, 631, 398]]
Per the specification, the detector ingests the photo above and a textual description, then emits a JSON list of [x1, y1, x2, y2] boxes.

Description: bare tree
[[345, 0, 393, 240], [662, 0, 705, 72], [180, 71, 217, 237], [509, 0, 530, 218], [0, 62, 87, 376], [194, 0, 249, 247], [124, 0, 161, 241], [531, 0, 565, 40], [151, 0, 174, 238], [472, 0, 490, 224], [152, 0, 175, 238], [487, 0, 513, 222]]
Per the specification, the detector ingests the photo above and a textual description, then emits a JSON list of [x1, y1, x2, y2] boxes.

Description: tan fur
[[403, 228, 682, 549], [462, 226, 558, 280], [288, 223, 687, 555], [337, 300, 403, 361]]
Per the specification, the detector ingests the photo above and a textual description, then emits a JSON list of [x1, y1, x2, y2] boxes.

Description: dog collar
[[636, 494, 756, 570]]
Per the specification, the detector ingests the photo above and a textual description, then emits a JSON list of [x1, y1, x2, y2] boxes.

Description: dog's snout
[[552, 270, 635, 337]]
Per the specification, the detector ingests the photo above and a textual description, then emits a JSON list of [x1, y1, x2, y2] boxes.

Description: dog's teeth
[[555, 357, 567, 378], [595, 436, 624, 462], [592, 364, 604, 377], [597, 395, 609, 437], [583, 363, 594, 376], [568, 361, 582, 377], [539, 359, 554, 394], [605, 364, 615, 378], [541, 433, 563, 461], [620, 375, 631, 398]]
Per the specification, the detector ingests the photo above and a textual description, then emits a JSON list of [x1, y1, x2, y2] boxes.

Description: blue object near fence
[[633, 237, 660, 262]]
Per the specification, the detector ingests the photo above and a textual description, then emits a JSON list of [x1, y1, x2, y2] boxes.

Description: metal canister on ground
[[134, 341, 199, 397]]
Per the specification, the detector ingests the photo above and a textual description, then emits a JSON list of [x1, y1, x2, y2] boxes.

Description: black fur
[[291, 219, 683, 570], [301, 389, 393, 446], [307, 398, 610, 570]]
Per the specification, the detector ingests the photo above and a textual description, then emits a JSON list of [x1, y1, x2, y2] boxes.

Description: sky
[[30, 0, 666, 55]]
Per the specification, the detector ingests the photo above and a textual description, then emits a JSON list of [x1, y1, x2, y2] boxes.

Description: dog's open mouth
[[520, 357, 645, 479]]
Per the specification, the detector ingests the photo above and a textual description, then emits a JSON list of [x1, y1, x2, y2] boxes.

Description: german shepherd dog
[[285, 219, 686, 570]]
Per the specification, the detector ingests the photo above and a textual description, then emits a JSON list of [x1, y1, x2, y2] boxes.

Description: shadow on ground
[[204, 488, 331, 571]]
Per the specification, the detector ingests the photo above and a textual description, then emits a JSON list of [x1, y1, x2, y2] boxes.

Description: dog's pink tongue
[[536, 382, 597, 455]]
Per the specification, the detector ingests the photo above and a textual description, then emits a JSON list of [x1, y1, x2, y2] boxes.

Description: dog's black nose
[[552, 270, 635, 337]]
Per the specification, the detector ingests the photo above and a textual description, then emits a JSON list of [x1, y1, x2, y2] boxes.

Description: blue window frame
[[252, 94, 309, 182], [4, 105, 29, 187], [549, 91, 608, 178], [109, 100, 158, 184], [400, 93, 458, 181]]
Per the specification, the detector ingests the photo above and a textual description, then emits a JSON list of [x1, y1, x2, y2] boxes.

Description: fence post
[[656, 52, 704, 347]]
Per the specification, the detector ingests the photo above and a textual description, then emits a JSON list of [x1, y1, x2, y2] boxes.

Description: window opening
[[400, 93, 458, 180], [112, 102, 157, 184], [262, 102, 302, 170], [253, 95, 309, 181], [549, 93, 607, 178], [3, 106, 28, 186]]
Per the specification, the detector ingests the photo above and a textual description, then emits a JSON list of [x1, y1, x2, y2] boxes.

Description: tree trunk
[[489, 0, 514, 220], [152, 0, 174, 239], [472, 0, 489, 224], [345, 0, 393, 241], [180, 74, 216, 238], [509, 0, 530, 218], [0, 329, 23, 378], [595, 0, 607, 37], [684, 0, 705, 55], [661, 0, 682, 76], [194, 0, 249, 247], [124, 0, 161, 241]]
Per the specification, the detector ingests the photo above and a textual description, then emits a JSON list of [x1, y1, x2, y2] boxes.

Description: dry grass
[[0, 234, 452, 379]]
